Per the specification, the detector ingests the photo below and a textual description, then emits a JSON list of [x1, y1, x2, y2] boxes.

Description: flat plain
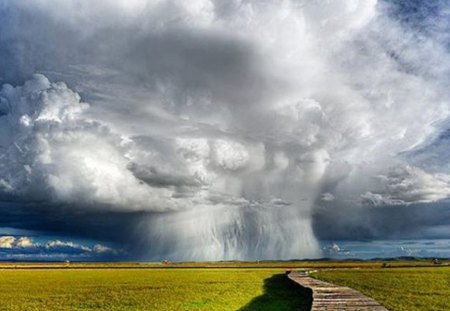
[[0, 268, 311, 311], [0, 261, 448, 311]]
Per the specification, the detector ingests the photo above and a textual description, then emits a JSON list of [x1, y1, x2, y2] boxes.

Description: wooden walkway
[[289, 271, 389, 311]]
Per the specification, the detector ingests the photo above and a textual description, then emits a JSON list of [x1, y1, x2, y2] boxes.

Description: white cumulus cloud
[[361, 165, 450, 206]]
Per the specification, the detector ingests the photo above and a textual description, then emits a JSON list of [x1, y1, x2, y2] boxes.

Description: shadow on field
[[238, 274, 312, 311]]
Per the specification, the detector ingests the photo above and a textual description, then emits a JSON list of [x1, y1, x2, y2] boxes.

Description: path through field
[[289, 271, 389, 311]]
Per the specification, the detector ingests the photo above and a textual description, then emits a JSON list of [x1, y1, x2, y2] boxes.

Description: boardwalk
[[289, 271, 389, 311]]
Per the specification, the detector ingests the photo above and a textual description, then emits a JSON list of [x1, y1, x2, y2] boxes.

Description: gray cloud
[[128, 162, 203, 189], [314, 202, 450, 241]]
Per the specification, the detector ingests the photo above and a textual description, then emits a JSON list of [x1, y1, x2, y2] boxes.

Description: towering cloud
[[0, 0, 450, 260]]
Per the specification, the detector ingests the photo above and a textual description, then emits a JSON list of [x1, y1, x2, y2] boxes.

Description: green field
[[0, 268, 311, 311], [312, 266, 450, 311], [0, 262, 448, 311]]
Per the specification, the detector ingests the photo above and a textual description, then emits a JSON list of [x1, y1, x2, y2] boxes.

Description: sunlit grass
[[312, 266, 450, 311], [0, 268, 311, 311], [0, 262, 448, 310]]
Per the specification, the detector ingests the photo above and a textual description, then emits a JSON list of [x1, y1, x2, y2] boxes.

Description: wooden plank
[[289, 271, 389, 311]]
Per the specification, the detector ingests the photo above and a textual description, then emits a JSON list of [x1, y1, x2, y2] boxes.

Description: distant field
[[1, 259, 447, 269], [312, 266, 450, 311], [0, 268, 311, 311]]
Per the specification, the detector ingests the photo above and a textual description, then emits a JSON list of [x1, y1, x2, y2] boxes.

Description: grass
[[312, 266, 450, 311], [0, 262, 448, 310], [0, 268, 311, 311]]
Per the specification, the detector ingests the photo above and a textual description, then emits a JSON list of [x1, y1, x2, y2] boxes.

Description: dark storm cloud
[[128, 162, 203, 188], [387, 0, 450, 33], [313, 203, 450, 240], [0, 2, 268, 103]]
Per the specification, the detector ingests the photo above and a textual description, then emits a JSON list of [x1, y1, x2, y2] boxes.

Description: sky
[[0, 0, 450, 261]]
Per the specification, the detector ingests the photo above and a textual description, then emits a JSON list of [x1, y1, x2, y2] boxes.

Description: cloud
[[93, 244, 114, 254], [45, 240, 90, 252], [0, 74, 191, 212], [128, 162, 203, 189], [0, 236, 16, 249], [361, 166, 450, 206], [321, 242, 352, 258], [16, 237, 33, 248], [0, 235, 117, 260], [320, 193, 335, 202], [211, 139, 250, 171], [319, 239, 450, 259], [0, 0, 450, 260]]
